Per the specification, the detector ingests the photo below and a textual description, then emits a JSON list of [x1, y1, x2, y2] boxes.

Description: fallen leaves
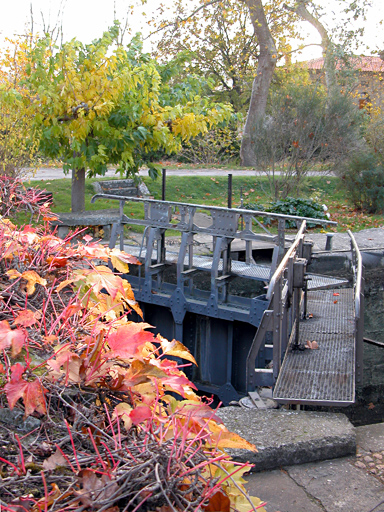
[[73, 470, 119, 507], [42, 449, 68, 471], [305, 340, 319, 350]]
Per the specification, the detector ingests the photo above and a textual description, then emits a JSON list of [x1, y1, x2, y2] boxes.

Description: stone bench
[[50, 209, 129, 240], [51, 179, 149, 241], [92, 178, 149, 198]]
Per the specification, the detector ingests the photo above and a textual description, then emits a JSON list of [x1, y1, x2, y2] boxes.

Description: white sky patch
[[0, 0, 383, 59]]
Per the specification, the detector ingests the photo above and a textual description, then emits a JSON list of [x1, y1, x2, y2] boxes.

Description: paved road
[[24, 166, 331, 180]]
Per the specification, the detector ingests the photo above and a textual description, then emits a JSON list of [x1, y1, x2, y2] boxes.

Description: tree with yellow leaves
[[0, 38, 40, 177], [25, 23, 232, 213]]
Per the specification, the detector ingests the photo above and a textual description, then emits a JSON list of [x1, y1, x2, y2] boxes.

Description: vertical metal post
[[277, 218, 285, 263], [227, 174, 232, 208], [226, 173, 233, 286], [161, 168, 166, 200], [356, 271, 365, 387], [160, 168, 166, 261], [273, 279, 282, 380], [240, 186, 244, 231]]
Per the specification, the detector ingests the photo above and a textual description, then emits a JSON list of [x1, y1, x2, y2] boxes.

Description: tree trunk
[[240, 0, 278, 166], [71, 167, 86, 213], [286, 1, 337, 93]]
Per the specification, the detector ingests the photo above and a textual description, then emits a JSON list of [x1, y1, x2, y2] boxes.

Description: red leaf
[[107, 323, 154, 360], [62, 303, 83, 320], [14, 309, 41, 328], [0, 320, 26, 355], [5, 363, 47, 416], [161, 373, 197, 397], [130, 405, 152, 425]]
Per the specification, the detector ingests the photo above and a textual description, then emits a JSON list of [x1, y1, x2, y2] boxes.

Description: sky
[[0, 0, 383, 62]]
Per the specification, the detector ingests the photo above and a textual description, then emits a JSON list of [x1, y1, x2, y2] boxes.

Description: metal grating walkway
[[123, 243, 348, 290], [273, 288, 356, 406]]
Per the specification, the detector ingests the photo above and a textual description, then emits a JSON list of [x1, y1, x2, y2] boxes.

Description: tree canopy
[[24, 24, 232, 211], [144, 0, 371, 165], [0, 38, 40, 177]]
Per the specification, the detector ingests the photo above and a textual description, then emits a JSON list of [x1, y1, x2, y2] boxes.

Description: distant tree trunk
[[285, 1, 337, 93], [240, 0, 278, 166], [71, 167, 85, 213]]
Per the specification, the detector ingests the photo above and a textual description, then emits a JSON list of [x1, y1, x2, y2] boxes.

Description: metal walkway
[[273, 288, 356, 406], [121, 244, 348, 291]]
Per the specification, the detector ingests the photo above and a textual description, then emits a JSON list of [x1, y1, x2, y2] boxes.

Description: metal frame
[[246, 221, 308, 390]]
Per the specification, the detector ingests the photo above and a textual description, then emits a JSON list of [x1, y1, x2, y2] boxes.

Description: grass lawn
[[24, 174, 384, 233]]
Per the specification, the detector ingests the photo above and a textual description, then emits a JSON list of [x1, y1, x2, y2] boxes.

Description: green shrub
[[340, 152, 384, 213], [251, 82, 365, 200], [267, 197, 329, 227], [243, 202, 265, 212]]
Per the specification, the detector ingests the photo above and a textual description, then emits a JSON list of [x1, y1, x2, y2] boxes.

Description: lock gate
[[91, 194, 362, 406]]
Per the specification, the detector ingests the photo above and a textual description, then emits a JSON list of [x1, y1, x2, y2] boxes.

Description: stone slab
[[216, 408, 356, 472], [50, 209, 122, 226], [245, 469, 324, 512], [288, 457, 384, 512], [0, 408, 41, 432], [356, 423, 384, 453]]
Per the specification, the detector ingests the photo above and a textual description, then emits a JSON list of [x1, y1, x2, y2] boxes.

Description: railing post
[[356, 270, 364, 387], [348, 229, 364, 390], [277, 218, 286, 263], [273, 278, 282, 380], [160, 168, 166, 262]]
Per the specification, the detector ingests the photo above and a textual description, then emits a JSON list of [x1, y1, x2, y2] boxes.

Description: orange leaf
[[22, 270, 47, 295], [33, 483, 64, 511], [123, 359, 168, 387], [46, 256, 68, 268], [113, 402, 133, 430], [110, 248, 140, 273], [81, 265, 125, 300]]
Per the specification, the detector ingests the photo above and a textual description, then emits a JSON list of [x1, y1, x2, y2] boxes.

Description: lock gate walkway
[[89, 194, 364, 407], [273, 288, 356, 406]]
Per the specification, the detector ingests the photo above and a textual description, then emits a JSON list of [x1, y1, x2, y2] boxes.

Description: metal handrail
[[91, 193, 337, 228], [266, 220, 307, 301], [347, 229, 362, 320]]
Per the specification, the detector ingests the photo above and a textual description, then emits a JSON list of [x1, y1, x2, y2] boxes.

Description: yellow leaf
[[158, 335, 197, 365], [113, 402, 133, 430]]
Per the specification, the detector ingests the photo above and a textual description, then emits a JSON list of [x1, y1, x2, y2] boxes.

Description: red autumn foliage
[[0, 182, 265, 511]]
